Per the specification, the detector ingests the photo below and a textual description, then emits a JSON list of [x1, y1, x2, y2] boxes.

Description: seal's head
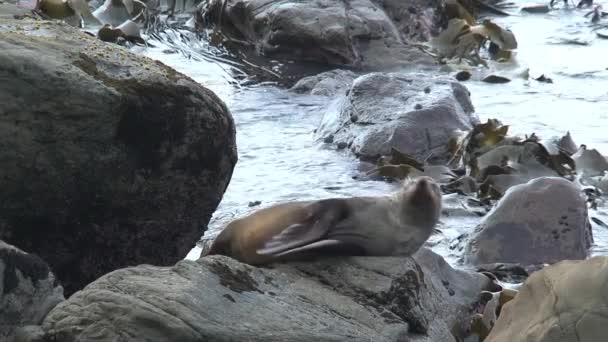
[[400, 176, 442, 228]]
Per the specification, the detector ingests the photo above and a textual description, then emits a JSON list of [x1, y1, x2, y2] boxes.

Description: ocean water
[[139, 2, 608, 264]]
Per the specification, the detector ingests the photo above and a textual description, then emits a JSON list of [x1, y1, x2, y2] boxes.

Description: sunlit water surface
[[140, 2, 608, 264]]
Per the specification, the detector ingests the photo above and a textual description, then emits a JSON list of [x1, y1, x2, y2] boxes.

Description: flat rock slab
[[33, 249, 490, 342]]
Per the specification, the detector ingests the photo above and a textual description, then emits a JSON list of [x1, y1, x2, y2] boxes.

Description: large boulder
[[316, 72, 477, 162], [486, 256, 608, 342], [464, 177, 592, 266], [0, 241, 64, 342], [0, 13, 237, 295], [199, 0, 444, 70], [27, 248, 491, 342]]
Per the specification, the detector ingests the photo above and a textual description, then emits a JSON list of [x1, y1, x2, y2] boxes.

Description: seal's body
[[37, 0, 75, 19], [205, 176, 442, 265]]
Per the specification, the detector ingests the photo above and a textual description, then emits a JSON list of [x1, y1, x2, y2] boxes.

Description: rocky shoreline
[[3, 0, 608, 341]]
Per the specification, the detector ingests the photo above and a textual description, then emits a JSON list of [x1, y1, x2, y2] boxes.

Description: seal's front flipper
[[256, 221, 329, 256], [273, 239, 365, 258], [256, 199, 348, 257]]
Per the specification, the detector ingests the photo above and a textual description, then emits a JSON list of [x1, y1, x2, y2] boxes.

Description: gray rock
[[464, 177, 593, 266], [486, 256, 608, 342], [316, 72, 477, 162], [93, 0, 132, 26], [520, 4, 551, 14], [0, 13, 237, 295], [0, 241, 64, 342], [290, 69, 358, 97], [0, 2, 30, 17], [572, 145, 608, 177], [199, 0, 444, 70], [14, 325, 47, 342], [35, 248, 490, 342], [454, 70, 471, 81], [481, 75, 511, 84]]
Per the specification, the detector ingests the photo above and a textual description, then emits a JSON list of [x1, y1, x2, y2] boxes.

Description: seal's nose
[[416, 177, 429, 187], [414, 176, 435, 190], [410, 177, 435, 203]]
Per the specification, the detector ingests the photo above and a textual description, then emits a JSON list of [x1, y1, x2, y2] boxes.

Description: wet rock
[[476, 263, 532, 283], [199, 0, 444, 70], [520, 4, 551, 13], [464, 177, 593, 266], [442, 175, 478, 194], [572, 145, 608, 176], [455, 70, 472, 81], [34, 248, 490, 342], [559, 132, 578, 155], [97, 20, 145, 45], [0, 13, 237, 295], [482, 75, 511, 84], [248, 200, 262, 207], [590, 172, 608, 192], [290, 69, 358, 97], [545, 131, 577, 155], [486, 256, 608, 342], [14, 325, 47, 342], [0, 241, 64, 342], [534, 74, 553, 83], [316, 72, 477, 163]]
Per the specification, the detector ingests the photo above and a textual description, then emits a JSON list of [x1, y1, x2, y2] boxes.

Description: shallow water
[[141, 2, 608, 263]]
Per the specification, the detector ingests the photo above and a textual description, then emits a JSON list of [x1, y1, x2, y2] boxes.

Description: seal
[[36, 0, 101, 25], [36, 0, 75, 19], [204, 176, 442, 265]]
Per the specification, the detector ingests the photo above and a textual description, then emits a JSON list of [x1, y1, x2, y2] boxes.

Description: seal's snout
[[401, 176, 442, 230], [411, 176, 435, 195], [416, 177, 429, 187], [406, 176, 441, 209]]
